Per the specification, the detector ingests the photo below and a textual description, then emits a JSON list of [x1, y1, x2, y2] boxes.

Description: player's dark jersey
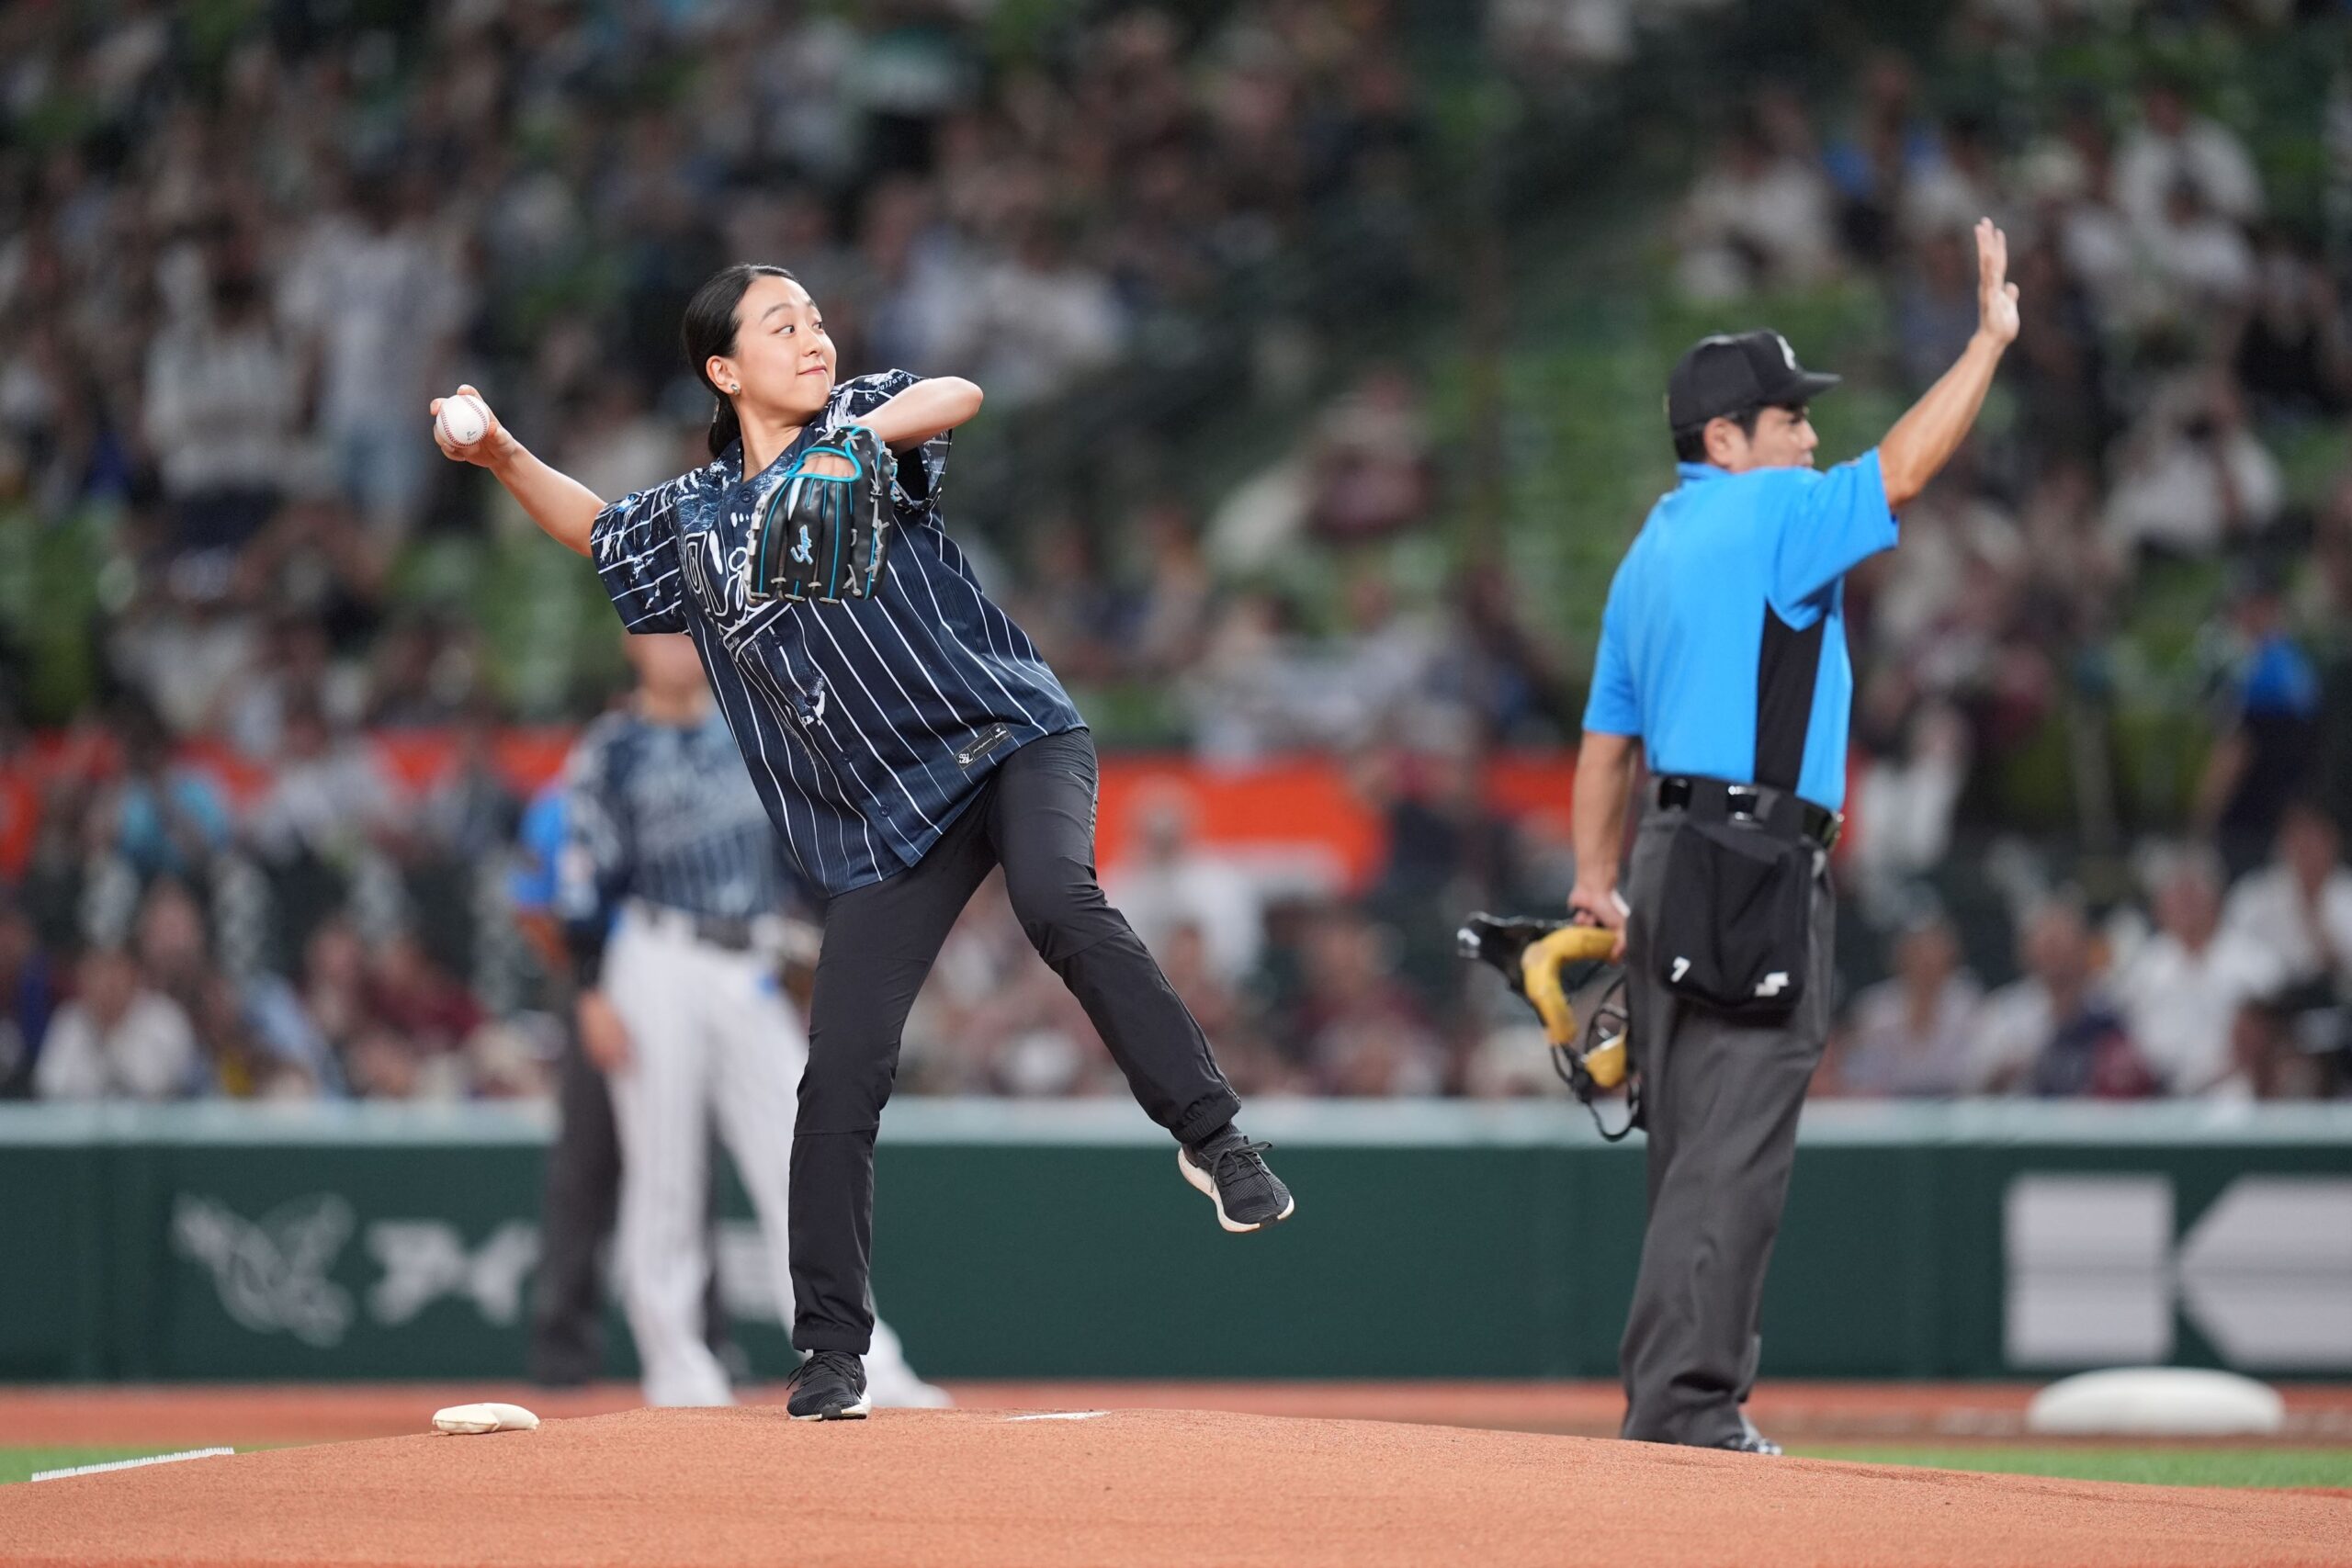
[[588, 370, 1083, 897], [554, 705, 805, 934]]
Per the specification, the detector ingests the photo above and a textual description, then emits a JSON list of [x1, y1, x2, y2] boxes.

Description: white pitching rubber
[[432, 1402, 541, 1435]]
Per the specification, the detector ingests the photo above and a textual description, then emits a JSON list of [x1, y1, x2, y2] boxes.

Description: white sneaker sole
[[1178, 1147, 1296, 1234], [790, 1395, 870, 1422]]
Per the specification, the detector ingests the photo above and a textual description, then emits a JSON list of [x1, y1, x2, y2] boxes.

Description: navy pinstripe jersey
[[554, 704, 808, 932], [587, 369, 1084, 897]]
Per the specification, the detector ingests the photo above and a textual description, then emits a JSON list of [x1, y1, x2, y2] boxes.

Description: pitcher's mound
[[3, 1406, 2345, 1568]]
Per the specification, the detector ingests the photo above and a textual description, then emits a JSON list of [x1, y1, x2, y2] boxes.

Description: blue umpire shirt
[[1582, 449, 1898, 812], [589, 369, 1084, 897]]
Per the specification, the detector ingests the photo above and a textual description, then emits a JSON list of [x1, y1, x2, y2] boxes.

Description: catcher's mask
[[1457, 913, 1641, 1140]]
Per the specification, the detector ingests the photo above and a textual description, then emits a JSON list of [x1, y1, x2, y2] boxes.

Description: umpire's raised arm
[[1877, 218, 2020, 506]]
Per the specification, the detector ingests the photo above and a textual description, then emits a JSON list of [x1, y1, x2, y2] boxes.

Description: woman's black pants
[[788, 729, 1241, 1354]]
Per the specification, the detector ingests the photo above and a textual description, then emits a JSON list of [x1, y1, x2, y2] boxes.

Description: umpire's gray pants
[[1617, 803, 1834, 1447]]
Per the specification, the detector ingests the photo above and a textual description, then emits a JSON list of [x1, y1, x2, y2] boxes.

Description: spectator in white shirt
[[1898, 116, 2005, 246], [1102, 784, 1265, 985], [277, 175, 468, 537], [1835, 912, 1984, 1097], [142, 265, 301, 554], [2145, 180, 2256, 316], [1847, 687, 1971, 895], [2113, 78, 2262, 235], [1972, 897, 2155, 1097], [1674, 127, 1840, 300], [2115, 847, 2282, 1093], [34, 947, 198, 1100], [932, 221, 1125, 409], [2219, 799, 2352, 994], [2102, 371, 2283, 558], [246, 700, 404, 868]]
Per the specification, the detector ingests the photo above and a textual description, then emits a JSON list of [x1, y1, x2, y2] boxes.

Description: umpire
[[1569, 220, 2020, 1452]]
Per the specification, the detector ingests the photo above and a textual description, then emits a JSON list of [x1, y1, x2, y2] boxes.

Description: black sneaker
[[1178, 1126, 1296, 1233], [1720, 1433, 1782, 1455], [786, 1349, 870, 1421]]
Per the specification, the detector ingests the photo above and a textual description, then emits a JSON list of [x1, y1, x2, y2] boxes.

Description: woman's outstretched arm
[[430, 385, 606, 558]]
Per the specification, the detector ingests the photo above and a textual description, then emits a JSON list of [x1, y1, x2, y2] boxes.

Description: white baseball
[[436, 392, 490, 447]]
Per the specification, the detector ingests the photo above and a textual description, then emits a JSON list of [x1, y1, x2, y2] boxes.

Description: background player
[[511, 767, 738, 1389], [1568, 220, 2020, 1452], [555, 627, 943, 1410], [434, 262, 1292, 1422]]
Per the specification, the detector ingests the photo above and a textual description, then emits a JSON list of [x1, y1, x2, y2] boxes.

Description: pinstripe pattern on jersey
[[554, 705, 806, 930], [588, 369, 1082, 897]]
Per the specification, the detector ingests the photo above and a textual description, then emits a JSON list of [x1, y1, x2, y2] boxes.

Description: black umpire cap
[[1666, 330, 1841, 433]]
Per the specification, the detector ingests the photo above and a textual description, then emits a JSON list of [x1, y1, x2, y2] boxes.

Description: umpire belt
[[1654, 775, 1841, 852], [627, 900, 785, 955]]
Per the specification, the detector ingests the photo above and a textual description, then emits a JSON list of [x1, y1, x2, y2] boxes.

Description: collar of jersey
[[714, 424, 825, 490], [1676, 461, 1729, 485]]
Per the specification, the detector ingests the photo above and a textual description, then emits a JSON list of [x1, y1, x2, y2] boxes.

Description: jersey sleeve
[[1770, 448, 1897, 610], [1581, 562, 1643, 738], [831, 369, 953, 529], [589, 476, 693, 632]]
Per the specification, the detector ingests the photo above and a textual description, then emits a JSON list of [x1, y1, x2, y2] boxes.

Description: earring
[[729, 383, 741, 393]]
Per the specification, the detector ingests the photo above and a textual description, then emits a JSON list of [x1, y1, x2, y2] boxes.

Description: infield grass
[[1793, 1445, 2352, 1489]]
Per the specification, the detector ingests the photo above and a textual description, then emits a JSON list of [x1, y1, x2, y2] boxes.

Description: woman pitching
[[433, 264, 1293, 1421]]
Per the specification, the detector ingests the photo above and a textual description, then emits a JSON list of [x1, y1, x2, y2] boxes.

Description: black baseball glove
[[746, 423, 895, 604]]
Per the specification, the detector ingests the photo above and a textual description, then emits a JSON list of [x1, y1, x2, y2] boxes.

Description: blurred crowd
[[1679, 43, 2352, 883], [1825, 805, 2352, 1100], [5, 0, 2350, 1106], [1, 697, 542, 1100], [0, 0, 1463, 733]]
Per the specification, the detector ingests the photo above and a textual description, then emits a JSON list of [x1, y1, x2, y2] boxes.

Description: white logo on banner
[[368, 1221, 541, 1327], [173, 1193, 357, 1348], [175, 1193, 548, 1347], [2005, 1174, 2352, 1369]]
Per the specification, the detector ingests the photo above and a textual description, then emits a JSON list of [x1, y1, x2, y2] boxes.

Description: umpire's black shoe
[[786, 1349, 870, 1421], [1179, 1125, 1296, 1233]]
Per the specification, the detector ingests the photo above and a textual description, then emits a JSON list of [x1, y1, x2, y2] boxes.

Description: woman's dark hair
[[683, 264, 797, 458]]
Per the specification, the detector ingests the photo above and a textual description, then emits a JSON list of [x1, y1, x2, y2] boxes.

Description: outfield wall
[[2, 1100, 2346, 1382]]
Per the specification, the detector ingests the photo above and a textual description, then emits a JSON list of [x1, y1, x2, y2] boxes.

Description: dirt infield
[[3, 1406, 2348, 1568], [6, 1380, 2352, 1446]]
